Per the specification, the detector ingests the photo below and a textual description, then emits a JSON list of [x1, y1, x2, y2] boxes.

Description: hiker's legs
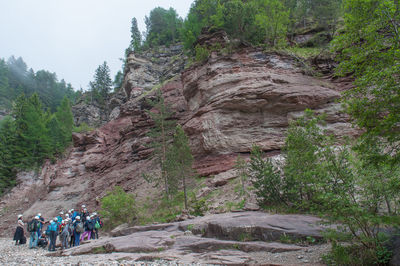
[[33, 232, 38, 247], [29, 232, 36, 248], [74, 232, 80, 246]]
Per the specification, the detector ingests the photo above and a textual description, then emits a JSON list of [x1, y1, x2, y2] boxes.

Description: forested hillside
[[0, 56, 77, 112], [0, 56, 77, 195]]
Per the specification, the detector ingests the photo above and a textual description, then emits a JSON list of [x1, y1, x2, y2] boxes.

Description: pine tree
[[0, 116, 17, 194], [130, 18, 142, 52], [165, 125, 194, 210], [113, 70, 124, 91], [12, 94, 51, 168], [90, 62, 112, 103], [55, 96, 74, 145], [146, 90, 176, 196]]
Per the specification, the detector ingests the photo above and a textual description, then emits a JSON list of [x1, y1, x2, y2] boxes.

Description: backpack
[[95, 221, 101, 229], [75, 222, 84, 233], [87, 221, 94, 231], [28, 220, 38, 232], [68, 224, 74, 235], [45, 225, 51, 236], [61, 224, 69, 237]]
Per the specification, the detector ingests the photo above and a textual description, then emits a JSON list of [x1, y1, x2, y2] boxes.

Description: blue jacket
[[72, 211, 79, 221], [49, 221, 58, 232]]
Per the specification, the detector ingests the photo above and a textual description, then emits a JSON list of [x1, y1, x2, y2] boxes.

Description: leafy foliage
[[143, 7, 183, 48], [250, 110, 400, 264], [333, 0, 400, 162], [100, 186, 136, 230], [250, 145, 285, 207]]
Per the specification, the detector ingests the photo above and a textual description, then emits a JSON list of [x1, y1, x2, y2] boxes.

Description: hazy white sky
[[0, 0, 193, 90]]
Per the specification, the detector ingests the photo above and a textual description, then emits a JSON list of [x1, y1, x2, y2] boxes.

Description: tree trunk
[[183, 173, 188, 210], [161, 116, 169, 196]]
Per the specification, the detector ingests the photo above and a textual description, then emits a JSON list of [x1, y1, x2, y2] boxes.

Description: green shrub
[[190, 197, 208, 216], [195, 45, 209, 62], [73, 122, 94, 133], [250, 145, 286, 208], [137, 192, 185, 225], [323, 242, 392, 266], [250, 109, 400, 264], [99, 186, 136, 230]]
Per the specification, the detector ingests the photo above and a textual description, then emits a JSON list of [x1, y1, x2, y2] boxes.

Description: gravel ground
[[0, 237, 330, 265], [0, 238, 203, 266]]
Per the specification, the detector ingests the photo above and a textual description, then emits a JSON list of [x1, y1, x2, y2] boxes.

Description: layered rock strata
[[1, 37, 356, 235]]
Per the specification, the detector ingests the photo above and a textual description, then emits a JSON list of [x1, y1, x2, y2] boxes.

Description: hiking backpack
[[75, 222, 84, 233], [95, 220, 101, 229], [28, 220, 38, 232], [87, 221, 94, 231]]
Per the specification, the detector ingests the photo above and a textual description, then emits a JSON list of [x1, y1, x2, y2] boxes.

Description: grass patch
[[137, 192, 185, 225], [283, 47, 325, 60], [92, 246, 107, 254]]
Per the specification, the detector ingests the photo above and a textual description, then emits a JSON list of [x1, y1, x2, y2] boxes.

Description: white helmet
[[76, 216, 81, 220], [18, 214, 23, 219], [38, 213, 41, 217], [86, 216, 90, 220], [34, 216, 39, 220]]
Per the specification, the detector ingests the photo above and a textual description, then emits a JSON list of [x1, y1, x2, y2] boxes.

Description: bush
[[195, 45, 209, 62], [250, 110, 400, 264], [250, 145, 286, 208], [99, 186, 136, 230], [137, 192, 185, 225], [73, 122, 93, 133]]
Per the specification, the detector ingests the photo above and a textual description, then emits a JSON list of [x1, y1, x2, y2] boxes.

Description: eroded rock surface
[[1, 35, 355, 241], [61, 212, 326, 265]]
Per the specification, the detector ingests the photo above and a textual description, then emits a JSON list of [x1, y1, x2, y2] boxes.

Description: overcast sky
[[0, 0, 193, 90]]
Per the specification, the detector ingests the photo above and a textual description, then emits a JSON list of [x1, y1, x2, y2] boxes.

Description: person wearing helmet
[[93, 212, 102, 239], [56, 212, 63, 224], [13, 214, 25, 245], [81, 208, 89, 222], [71, 209, 79, 222], [48, 218, 58, 251], [60, 219, 70, 250], [73, 216, 82, 246], [28, 216, 40, 249], [81, 216, 93, 241], [37, 213, 45, 237]]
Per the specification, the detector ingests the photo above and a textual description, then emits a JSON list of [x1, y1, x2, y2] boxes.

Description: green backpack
[[95, 221, 101, 229]]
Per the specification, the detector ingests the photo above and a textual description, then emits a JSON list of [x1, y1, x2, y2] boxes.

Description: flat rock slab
[[62, 211, 325, 264], [179, 212, 324, 242]]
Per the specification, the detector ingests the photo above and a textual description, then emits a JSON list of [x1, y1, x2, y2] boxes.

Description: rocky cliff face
[[72, 45, 187, 127], [0, 35, 356, 235]]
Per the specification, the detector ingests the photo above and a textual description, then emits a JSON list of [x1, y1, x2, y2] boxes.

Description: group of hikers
[[13, 205, 103, 251]]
